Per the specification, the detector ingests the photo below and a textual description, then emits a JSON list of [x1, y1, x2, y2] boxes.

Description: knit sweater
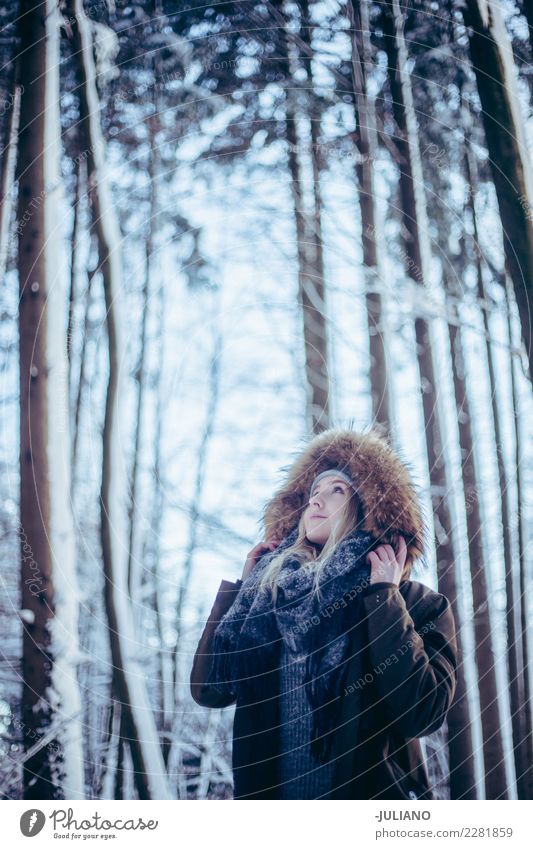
[[277, 641, 336, 799], [204, 635, 336, 798]]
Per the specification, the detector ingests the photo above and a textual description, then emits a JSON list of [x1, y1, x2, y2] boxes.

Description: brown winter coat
[[190, 429, 458, 799]]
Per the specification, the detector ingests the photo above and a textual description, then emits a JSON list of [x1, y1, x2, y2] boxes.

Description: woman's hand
[[241, 539, 281, 582], [366, 535, 407, 586]]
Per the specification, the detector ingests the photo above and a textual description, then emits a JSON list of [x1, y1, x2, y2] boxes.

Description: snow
[[91, 20, 120, 86], [18, 609, 35, 624]]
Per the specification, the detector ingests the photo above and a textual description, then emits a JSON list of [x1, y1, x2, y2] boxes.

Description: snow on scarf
[[208, 526, 376, 762]]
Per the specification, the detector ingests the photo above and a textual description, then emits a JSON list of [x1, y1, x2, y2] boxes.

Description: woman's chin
[[305, 530, 327, 547]]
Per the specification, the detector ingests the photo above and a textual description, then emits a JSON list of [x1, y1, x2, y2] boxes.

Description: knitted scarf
[[209, 526, 375, 762]]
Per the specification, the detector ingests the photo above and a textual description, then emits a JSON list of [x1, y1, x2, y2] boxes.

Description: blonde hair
[[257, 490, 365, 604]]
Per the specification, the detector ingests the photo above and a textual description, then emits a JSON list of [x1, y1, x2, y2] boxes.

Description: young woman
[[190, 428, 457, 800]]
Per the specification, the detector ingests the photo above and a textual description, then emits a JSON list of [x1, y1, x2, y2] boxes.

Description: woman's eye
[[311, 485, 343, 497]]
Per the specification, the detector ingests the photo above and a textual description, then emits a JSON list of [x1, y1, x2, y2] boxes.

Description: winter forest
[[0, 0, 532, 802]]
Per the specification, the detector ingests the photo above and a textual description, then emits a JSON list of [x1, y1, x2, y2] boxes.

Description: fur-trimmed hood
[[261, 428, 426, 576]]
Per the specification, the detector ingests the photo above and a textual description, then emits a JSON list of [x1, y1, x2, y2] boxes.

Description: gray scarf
[[209, 526, 375, 761]]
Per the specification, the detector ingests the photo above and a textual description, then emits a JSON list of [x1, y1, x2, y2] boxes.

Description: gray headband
[[309, 468, 355, 497]]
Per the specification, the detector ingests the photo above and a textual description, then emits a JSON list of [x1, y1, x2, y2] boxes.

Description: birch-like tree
[[65, 0, 172, 799], [462, 103, 527, 799], [379, 0, 481, 798]]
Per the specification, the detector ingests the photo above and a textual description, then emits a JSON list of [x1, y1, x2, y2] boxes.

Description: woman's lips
[[309, 514, 326, 520]]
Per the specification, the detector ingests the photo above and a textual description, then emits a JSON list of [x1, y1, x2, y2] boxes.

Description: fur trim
[[261, 428, 426, 576]]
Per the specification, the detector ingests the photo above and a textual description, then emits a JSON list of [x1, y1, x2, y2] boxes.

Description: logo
[[20, 809, 46, 837]]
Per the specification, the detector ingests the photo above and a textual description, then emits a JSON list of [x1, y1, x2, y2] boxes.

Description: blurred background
[[0, 0, 532, 800]]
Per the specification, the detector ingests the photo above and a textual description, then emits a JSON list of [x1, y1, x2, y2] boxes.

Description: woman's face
[[302, 476, 354, 547]]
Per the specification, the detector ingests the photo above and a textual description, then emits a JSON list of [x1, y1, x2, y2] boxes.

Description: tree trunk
[[71, 261, 96, 480], [145, 264, 174, 764], [66, 0, 172, 800], [96, 697, 121, 799], [448, 295, 509, 797], [283, 2, 330, 434], [347, 0, 391, 434], [16, 0, 84, 800], [462, 107, 525, 797], [474, 259, 521, 803], [127, 113, 157, 601], [463, 0, 533, 381], [381, 0, 479, 799], [505, 280, 533, 799]]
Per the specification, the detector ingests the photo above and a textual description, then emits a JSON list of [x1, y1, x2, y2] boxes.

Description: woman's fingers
[[366, 551, 380, 567], [371, 544, 394, 563], [383, 544, 396, 561], [374, 540, 407, 568], [396, 535, 408, 567], [367, 550, 394, 583], [368, 544, 403, 586], [253, 538, 280, 557]]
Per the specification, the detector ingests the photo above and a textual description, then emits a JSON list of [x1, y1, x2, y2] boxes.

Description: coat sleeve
[[190, 579, 243, 708], [360, 582, 457, 739]]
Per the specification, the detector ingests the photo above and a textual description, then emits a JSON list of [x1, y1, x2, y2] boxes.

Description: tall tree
[[463, 0, 533, 382], [127, 110, 157, 602], [347, 0, 391, 433], [66, 0, 172, 799], [379, 0, 480, 798], [462, 105, 527, 798], [16, 0, 84, 800], [282, 1, 331, 434], [505, 279, 533, 799]]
